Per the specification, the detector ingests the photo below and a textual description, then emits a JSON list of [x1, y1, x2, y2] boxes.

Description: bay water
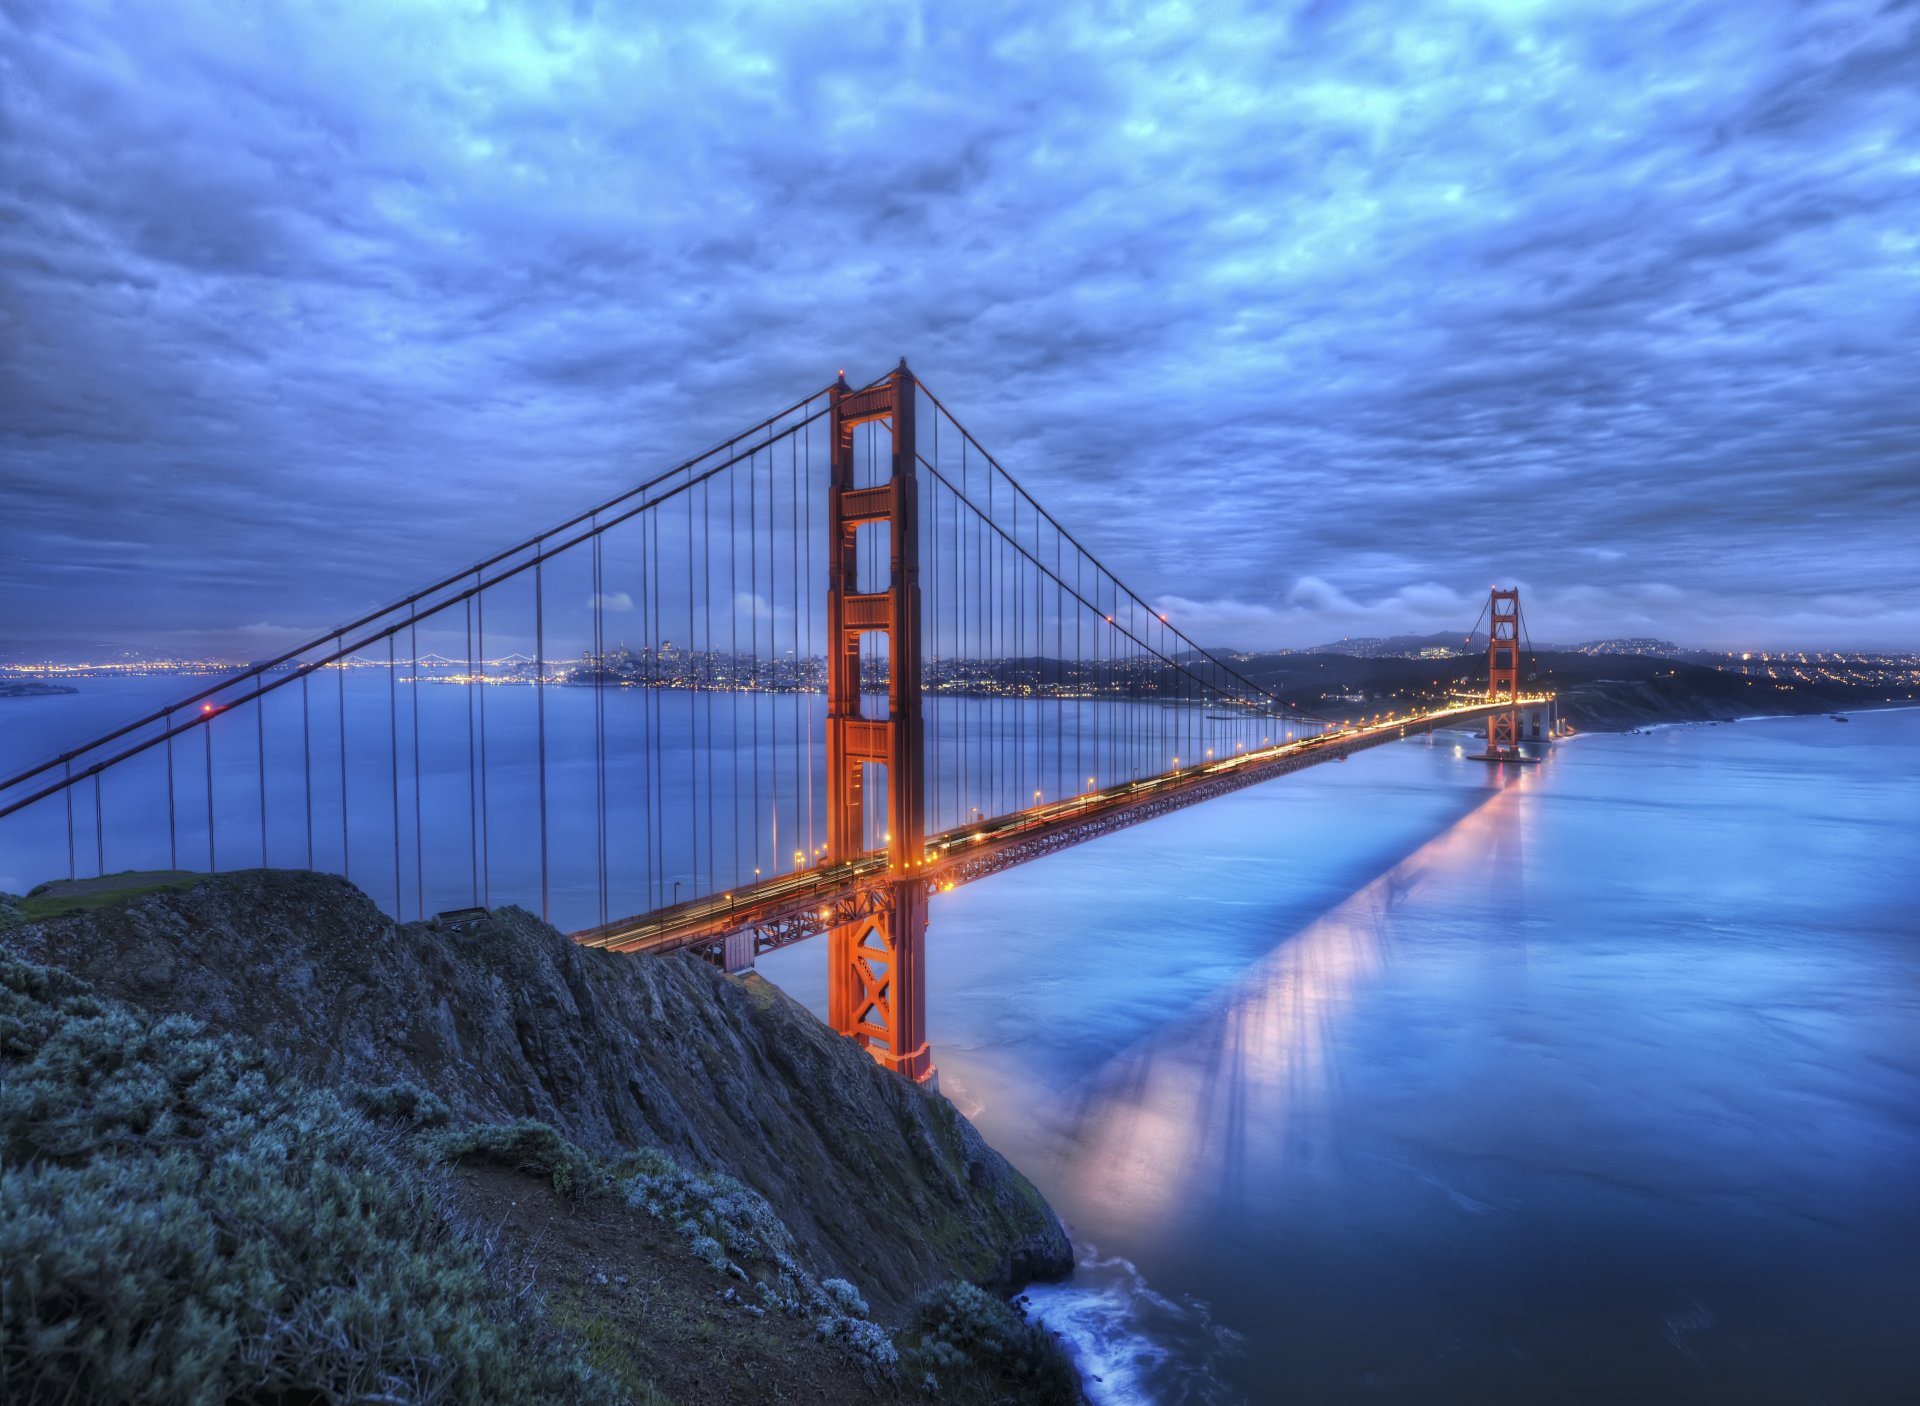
[[5, 680, 1916, 1401], [768, 709, 1920, 1403]]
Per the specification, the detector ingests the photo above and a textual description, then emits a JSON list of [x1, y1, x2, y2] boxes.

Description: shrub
[[821, 1277, 869, 1317], [899, 1280, 1083, 1406], [0, 957, 620, 1406], [814, 1313, 899, 1376], [352, 1078, 452, 1129], [625, 1150, 797, 1270], [429, 1118, 605, 1201], [625, 1148, 817, 1305]]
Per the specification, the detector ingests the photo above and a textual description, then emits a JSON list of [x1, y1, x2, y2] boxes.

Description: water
[[0, 673, 1289, 923], [7, 682, 1917, 1400], [763, 710, 1920, 1403]]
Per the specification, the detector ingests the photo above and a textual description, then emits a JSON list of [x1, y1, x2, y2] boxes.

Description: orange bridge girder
[[572, 698, 1553, 969]]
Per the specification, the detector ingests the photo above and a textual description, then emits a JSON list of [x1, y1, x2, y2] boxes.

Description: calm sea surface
[[768, 709, 1920, 1404], [5, 684, 1917, 1402]]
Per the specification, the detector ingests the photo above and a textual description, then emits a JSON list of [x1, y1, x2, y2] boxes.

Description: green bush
[[0, 957, 620, 1406], [624, 1149, 827, 1313], [899, 1280, 1083, 1405], [352, 1078, 453, 1129], [428, 1117, 605, 1201], [814, 1312, 899, 1377]]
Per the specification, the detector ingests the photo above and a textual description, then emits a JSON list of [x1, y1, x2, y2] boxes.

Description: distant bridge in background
[[0, 363, 1554, 1083]]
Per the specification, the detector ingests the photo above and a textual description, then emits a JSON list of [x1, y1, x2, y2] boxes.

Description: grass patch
[[9, 871, 208, 923], [548, 1295, 678, 1406]]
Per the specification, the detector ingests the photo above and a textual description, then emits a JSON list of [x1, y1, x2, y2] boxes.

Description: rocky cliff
[[1, 869, 1069, 1320]]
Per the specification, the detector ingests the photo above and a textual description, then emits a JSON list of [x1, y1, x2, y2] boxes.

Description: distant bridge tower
[[824, 361, 934, 1084], [1485, 586, 1523, 757]]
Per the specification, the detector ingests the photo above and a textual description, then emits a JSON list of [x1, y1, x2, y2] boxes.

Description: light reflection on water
[[767, 710, 1920, 1404], [1056, 782, 1517, 1244]]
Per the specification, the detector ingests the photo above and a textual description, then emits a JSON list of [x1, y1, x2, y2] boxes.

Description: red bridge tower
[[824, 361, 934, 1084], [1485, 586, 1523, 757]]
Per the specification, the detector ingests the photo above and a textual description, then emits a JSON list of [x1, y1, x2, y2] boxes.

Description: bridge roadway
[[572, 697, 1551, 965]]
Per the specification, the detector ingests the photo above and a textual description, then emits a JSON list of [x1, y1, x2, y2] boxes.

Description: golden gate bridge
[[0, 362, 1552, 1085]]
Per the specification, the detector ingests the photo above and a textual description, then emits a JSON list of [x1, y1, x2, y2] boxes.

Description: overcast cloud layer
[[3, 0, 1917, 653]]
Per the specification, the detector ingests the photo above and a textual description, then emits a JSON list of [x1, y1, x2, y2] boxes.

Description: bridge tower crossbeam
[[824, 360, 933, 1084]]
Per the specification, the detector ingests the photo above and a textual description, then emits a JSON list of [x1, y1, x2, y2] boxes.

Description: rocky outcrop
[[1, 869, 1069, 1317]]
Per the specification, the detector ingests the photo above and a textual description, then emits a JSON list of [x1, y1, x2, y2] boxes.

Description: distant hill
[[1292, 631, 1479, 659], [1219, 645, 1908, 731], [0, 638, 154, 665], [1281, 632, 1701, 663], [1567, 638, 1682, 657]]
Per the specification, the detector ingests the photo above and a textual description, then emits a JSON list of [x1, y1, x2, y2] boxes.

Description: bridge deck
[[572, 698, 1549, 961]]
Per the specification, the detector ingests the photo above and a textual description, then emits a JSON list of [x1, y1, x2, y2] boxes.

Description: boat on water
[[1832, 714, 1851, 723]]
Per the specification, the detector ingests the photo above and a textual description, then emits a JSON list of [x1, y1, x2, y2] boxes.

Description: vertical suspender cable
[[790, 424, 801, 870], [746, 441, 756, 882], [641, 510, 656, 906], [411, 621, 423, 920], [687, 487, 697, 899], [759, 440, 768, 882], [645, 507, 657, 911], [466, 593, 478, 905], [477, 592, 490, 908], [593, 525, 608, 927], [652, 506, 664, 910], [804, 420, 815, 864], [702, 479, 714, 896], [535, 552, 550, 923], [301, 670, 313, 870], [1075, 540, 1083, 795], [257, 683, 268, 867], [1011, 485, 1019, 807], [206, 721, 217, 873], [338, 635, 350, 881], [928, 413, 938, 833], [167, 711, 179, 871], [929, 448, 940, 832], [730, 456, 741, 883], [389, 633, 402, 917]]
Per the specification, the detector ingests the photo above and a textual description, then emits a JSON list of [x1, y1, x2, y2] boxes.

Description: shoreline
[[1593, 698, 1919, 735]]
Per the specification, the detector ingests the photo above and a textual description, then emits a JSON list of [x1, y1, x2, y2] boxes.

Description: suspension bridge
[[0, 362, 1553, 1084]]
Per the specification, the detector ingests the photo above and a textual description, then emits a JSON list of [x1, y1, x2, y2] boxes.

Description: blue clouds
[[1, 0, 1915, 650]]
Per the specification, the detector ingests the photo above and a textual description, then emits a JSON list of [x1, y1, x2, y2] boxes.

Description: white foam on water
[[1022, 1244, 1241, 1406]]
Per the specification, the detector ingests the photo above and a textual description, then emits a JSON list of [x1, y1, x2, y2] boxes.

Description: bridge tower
[[1486, 586, 1523, 757], [824, 361, 934, 1083]]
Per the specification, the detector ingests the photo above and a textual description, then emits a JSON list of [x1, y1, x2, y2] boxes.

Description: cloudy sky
[[2, 0, 1917, 655]]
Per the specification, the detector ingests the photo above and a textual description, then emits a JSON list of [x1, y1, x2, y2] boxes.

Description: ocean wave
[[1023, 1243, 1242, 1405]]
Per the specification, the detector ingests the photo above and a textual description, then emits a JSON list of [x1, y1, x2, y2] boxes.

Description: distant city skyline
[[3, 2, 1917, 654]]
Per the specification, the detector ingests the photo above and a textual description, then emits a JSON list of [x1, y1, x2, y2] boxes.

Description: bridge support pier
[[721, 931, 755, 974], [823, 362, 934, 1083], [826, 879, 932, 1083]]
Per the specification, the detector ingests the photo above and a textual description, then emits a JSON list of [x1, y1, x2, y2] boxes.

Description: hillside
[[0, 871, 1079, 1405]]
